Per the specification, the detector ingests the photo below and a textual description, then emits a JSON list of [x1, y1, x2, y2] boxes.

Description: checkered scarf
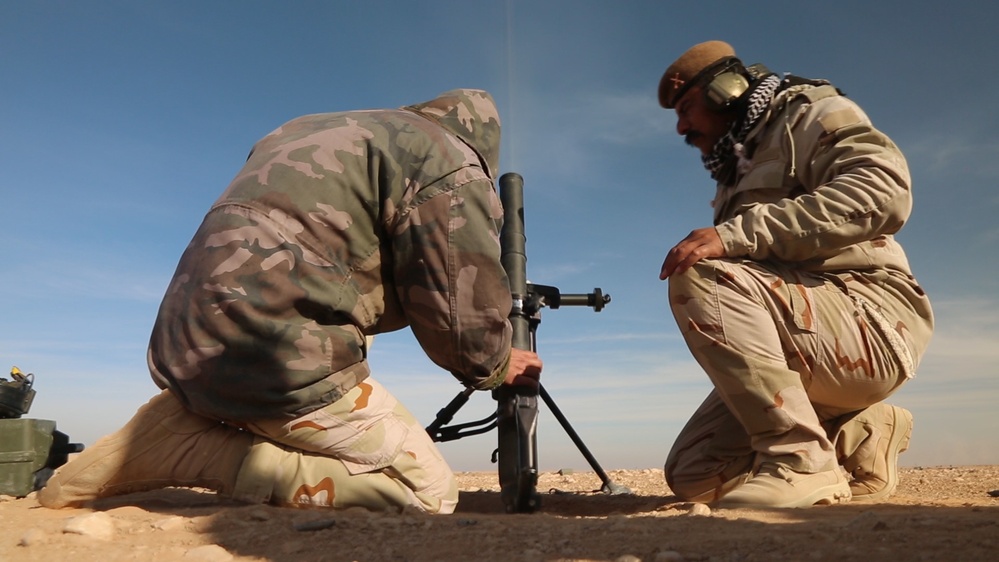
[[702, 74, 783, 185]]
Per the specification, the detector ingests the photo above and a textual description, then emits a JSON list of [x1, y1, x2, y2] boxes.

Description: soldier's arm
[[392, 171, 513, 390], [716, 95, 912, 262]]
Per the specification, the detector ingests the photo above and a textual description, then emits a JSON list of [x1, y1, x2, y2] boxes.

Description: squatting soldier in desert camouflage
[[657, 42, 933, 508], [39, 89, 543, 514]]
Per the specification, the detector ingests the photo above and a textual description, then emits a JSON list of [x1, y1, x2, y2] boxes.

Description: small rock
[[688, 503, 711, 517], [153, 516, 187, 531], [64, 511, 115, 541], [184, 544, 234, 561], [106, 505, 148, 518], [247, 508, 272, 521]]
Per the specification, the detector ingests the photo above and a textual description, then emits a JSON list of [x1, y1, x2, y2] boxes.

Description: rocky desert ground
[[1, 465, 997, 562]]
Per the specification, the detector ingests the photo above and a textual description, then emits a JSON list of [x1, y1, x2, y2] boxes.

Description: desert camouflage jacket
[[148, 89, 513, 421], [712, 82, 933, 364]]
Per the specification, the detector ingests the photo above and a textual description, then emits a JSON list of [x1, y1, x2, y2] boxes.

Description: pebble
[[153, 515, 188, 531], [184, 544, 234, 561], [247, 508, 272, 521], [63, 511, 115, 541], [688, 503, 711, 517]]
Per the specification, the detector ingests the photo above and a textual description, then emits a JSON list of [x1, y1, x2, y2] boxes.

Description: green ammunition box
[[0, 418, 58, 497]]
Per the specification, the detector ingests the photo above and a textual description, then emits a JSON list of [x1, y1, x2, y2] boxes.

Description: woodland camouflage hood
[[403, 89, 501, 178]]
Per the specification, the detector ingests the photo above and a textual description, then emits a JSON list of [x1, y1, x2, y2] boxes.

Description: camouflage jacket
[[712, 82, 933, 365], [148, 89, 513, 421]]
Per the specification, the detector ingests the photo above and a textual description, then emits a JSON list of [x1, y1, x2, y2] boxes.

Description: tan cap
[[658, 40, 739, 108]]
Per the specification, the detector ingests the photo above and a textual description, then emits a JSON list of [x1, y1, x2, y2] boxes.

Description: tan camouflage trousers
[[233, 377, 458, 514], [665, 258, 912, 502]]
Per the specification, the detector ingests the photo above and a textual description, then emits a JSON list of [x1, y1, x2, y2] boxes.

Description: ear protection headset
[[702, 61, 773, 112]]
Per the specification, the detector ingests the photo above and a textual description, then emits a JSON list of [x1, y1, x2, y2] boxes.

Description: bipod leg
[[426, 387, 475, 441], [538, 384, 632, 495]]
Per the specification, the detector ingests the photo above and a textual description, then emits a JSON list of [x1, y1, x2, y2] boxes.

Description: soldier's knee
[[664, 452, 699, 500], [664, 463, 712, 502], [664, 438, 755, 502], [668, 259, 721, 297], [668, 260, 723, 325]]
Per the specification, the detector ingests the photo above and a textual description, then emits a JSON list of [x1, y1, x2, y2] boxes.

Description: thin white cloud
[[981, 226, 999, 244], [503, 87, 670, 181], [4, 249, 169, 302], [905, 133, 999, 178], [567, 91, 673, 145]]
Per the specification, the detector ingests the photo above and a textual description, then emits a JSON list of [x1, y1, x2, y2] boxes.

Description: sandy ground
[[1, 465, 997, 561]]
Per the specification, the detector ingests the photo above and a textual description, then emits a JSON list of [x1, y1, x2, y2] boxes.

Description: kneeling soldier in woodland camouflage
[[40, 89, 542, 514]]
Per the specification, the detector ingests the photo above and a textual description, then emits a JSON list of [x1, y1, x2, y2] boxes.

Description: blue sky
[[2, 1, 997, 472]]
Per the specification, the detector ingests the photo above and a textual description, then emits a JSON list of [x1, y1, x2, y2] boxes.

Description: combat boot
[[713, 463, 851, 508], [839, 403, 912, 502], [38, 390, 253, 508]]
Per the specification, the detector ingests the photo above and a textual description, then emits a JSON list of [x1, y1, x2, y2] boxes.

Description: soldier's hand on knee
[[660, 227, 725, 279]]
